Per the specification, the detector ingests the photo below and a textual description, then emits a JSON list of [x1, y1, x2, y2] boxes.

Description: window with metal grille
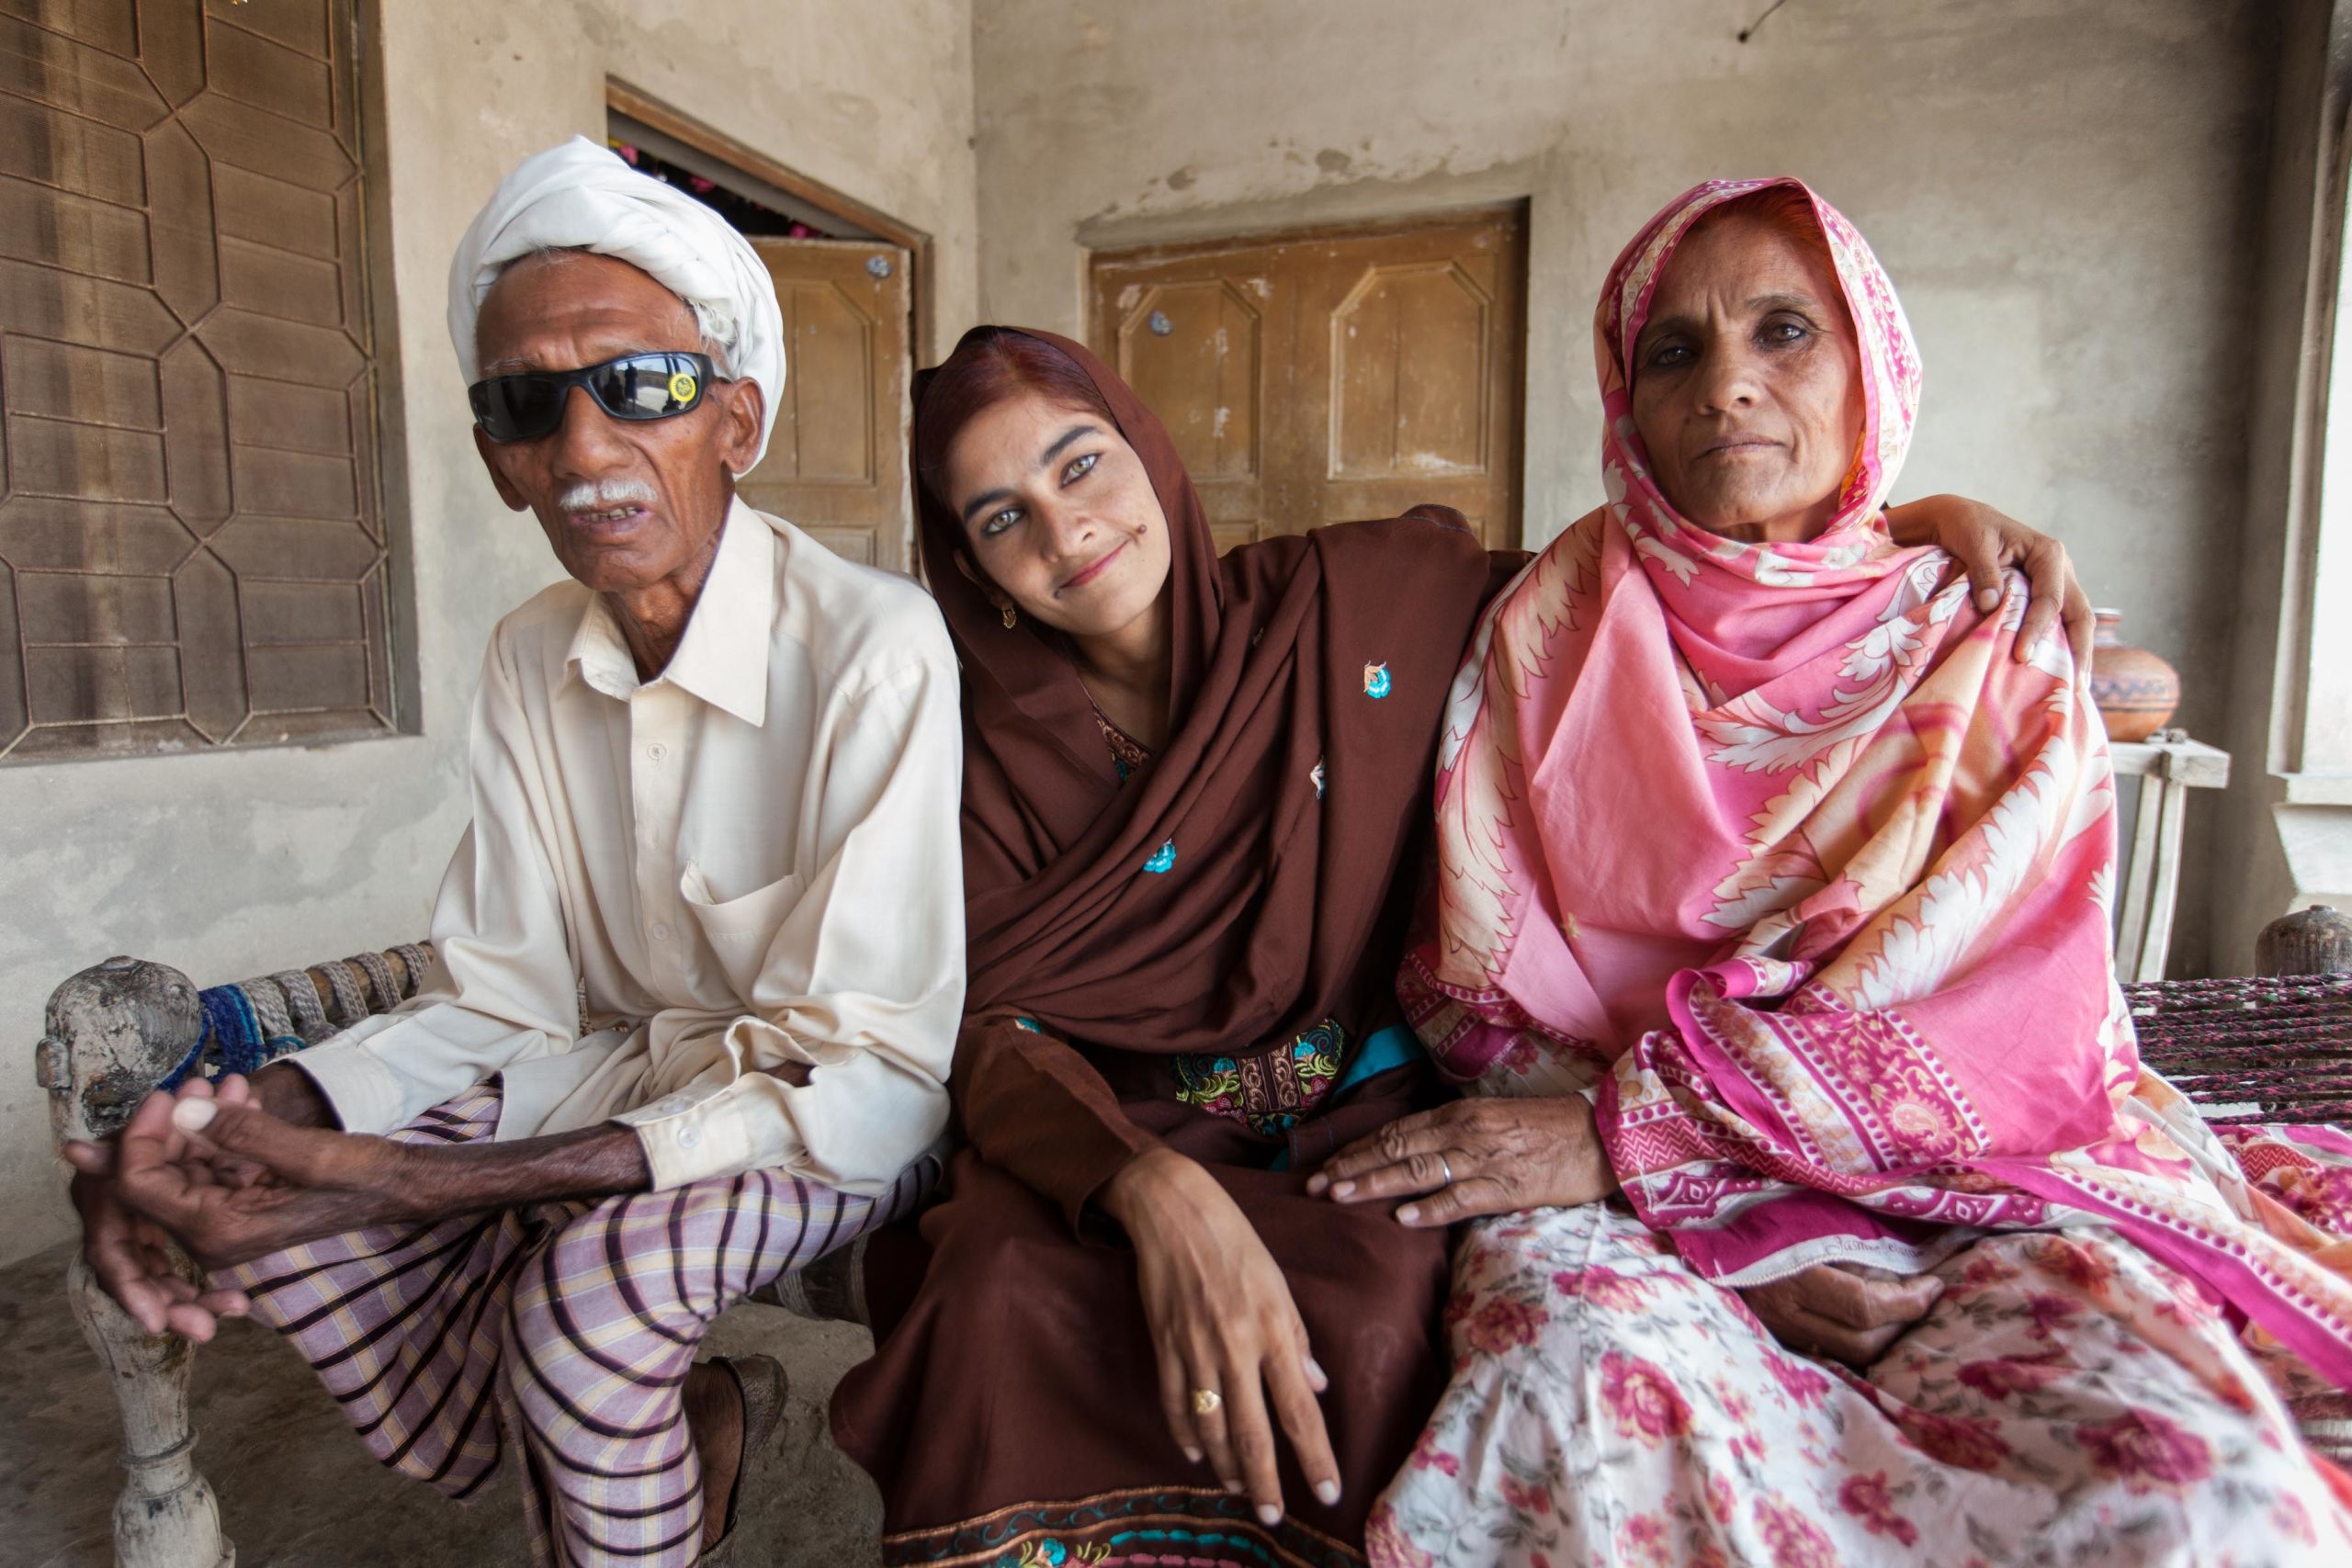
[[0, 0, 400, 761]]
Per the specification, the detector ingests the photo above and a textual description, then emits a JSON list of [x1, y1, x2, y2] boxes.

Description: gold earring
[[1001, 604, 1018, 629]]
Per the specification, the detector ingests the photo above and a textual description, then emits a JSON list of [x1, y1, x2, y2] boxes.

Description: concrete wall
[[2211, 0, 2352, 972], [969, 0, 2276, 977], [0, 0, 978, 1268]]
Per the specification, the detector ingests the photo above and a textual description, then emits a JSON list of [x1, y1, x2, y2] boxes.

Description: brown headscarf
[[917, 328, 1510, 1212]]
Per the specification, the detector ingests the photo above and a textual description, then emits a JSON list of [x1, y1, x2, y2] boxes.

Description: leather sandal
[[700, 1352, 786, 1562]]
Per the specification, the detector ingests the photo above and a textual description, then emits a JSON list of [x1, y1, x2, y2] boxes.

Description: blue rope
[[156, 1032, 207, 1093], [207, 986, 266, 1078], [161, 986, 305, 1090]]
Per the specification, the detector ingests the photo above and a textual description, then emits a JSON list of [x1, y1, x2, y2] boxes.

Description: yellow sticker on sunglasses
[[668, 370, 698, 403]]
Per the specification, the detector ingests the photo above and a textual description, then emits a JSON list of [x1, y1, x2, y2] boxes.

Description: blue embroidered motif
[[1310, 759, 1326, 799], [1363, 661, 1391, 699], [1014, 1017, 1043, 1033], [1142, 839, 1177, 874]]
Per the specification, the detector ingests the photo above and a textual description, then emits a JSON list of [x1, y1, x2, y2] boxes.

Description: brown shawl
[[917, 328, 1508, 1219]]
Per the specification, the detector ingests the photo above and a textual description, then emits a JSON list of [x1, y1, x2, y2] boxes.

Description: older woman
[[831, 322, 2094, 1567], [1327, 179, 2352, 1566]]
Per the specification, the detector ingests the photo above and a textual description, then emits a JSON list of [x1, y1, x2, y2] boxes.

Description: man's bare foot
[[683, 1360, 745, 1555]]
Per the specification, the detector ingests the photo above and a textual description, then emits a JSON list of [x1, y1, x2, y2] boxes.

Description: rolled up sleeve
[[290, 635, 581, 1134]]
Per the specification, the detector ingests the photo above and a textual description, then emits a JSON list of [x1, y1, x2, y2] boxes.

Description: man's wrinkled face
[[471, 251, 763, 594]]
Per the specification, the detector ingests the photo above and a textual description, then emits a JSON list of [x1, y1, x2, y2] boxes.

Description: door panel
[[1103, 275, 1268, 557], [1089, 209, 1522, 552], [742, 239, 910, 570]]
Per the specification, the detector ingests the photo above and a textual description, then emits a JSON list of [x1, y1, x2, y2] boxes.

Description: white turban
[[447, 136, 786, 466]]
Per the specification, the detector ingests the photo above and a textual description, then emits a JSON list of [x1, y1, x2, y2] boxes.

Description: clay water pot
[[2088, 608, 2181, 742]]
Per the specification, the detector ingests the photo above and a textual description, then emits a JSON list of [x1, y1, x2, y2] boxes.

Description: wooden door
[[741, 239, 912, 570], [1090, 209, 1523, 553]]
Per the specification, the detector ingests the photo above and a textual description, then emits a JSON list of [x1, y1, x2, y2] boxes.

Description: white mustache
[[557, 479, 658, 513]]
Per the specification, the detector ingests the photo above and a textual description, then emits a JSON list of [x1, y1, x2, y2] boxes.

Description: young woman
[[831, 325, 2090, 1567]]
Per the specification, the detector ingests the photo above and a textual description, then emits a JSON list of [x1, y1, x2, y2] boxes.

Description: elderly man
[[62, 138, 964, 1565]]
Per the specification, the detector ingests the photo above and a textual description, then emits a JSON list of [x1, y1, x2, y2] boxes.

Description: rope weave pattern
[[390, 943, 434, 998], [2123, 973, 2352, 1124], [237, 975, 295, 1043], [273, 970, 333, 1044], [316, 961, 368, 1030], [350, 949, 401, 1013], [163, 946, 437, 1089]]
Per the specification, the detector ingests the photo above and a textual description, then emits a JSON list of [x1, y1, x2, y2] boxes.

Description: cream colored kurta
[[294, 501, 966, 1193]]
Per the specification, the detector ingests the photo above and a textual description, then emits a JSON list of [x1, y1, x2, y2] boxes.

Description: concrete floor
[[0, 1240, 887, 1566]]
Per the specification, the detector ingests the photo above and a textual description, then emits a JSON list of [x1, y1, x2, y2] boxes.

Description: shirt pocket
[[679, 862, 806, 1000]]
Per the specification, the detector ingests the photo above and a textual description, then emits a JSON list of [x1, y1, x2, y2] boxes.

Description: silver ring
[[1437, 1153, 1454, 1187]]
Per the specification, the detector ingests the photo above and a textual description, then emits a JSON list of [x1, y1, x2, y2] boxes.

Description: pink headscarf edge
[[1593, 177, 1926, 563]]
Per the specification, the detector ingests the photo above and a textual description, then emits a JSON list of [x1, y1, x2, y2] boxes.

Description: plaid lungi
[[224, 1083, 932, 1565]]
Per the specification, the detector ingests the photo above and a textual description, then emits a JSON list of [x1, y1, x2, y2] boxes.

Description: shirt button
[[650, 922, 671, 942], [646, 741, 668, 761], [659, 1097, 687, 1115], [674, 1124, 701, 1149]]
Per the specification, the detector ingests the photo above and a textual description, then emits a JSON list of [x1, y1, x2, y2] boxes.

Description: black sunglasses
[[468, 351, 715, 443]]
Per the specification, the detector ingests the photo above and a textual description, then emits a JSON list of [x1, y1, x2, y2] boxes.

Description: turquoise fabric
[[1334, 1023, 1420, 1094], [1269, 1022, 1423, 1171]]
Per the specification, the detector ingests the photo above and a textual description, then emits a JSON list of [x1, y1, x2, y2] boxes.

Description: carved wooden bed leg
[[38, 957, 234, 1568], [69, 1249, 235, 1567]]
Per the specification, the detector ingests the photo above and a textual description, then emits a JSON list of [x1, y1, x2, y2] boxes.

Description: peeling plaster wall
[[972, 0, 2275, 978], [0, 0, 978, 1266]]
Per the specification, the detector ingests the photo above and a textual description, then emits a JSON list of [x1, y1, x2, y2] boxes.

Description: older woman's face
[[944, 389, 1172, 641], [1629, 213, 1864, 541]]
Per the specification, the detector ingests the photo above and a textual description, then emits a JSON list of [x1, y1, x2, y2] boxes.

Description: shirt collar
[[563, 497, 775, 726]]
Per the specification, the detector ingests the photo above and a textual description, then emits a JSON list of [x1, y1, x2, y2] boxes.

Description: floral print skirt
[[1369, 1201, 2352, 1568]]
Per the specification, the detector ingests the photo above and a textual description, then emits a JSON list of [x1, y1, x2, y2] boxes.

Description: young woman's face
[[1629, 212, 1864, 541], [944, 390, 1172, 639]]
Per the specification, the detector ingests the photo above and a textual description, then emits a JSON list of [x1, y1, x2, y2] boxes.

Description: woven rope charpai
[[315, 960, 369, 1030], [2123, 973, 2352, 1124], [160, 947, 438, 1089], [350, 949, 401, 1013], [238, 974, 296, 1043], [390, 942, 435, 998], [273, 969, 334, 1043], [160, 984, 305, 1090]]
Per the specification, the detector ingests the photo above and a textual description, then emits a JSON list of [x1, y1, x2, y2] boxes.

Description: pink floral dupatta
[[1404, 177, 2352, 1384]]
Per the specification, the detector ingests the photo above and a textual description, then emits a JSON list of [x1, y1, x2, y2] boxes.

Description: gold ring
[[1191, 1387, 1222, 1416]]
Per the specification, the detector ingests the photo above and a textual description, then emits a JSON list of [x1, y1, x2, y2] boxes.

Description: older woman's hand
[[1883, 494, 2093, 671], [1738, 1262, 1944, 1367], [1307, 1096, 1617, 1226], [1099, 1147, 1340, 1527]]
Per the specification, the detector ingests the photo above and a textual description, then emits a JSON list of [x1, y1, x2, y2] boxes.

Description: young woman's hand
[[1099, 1147, 1339, 1527], [1308, 1096, 1617, 1224], [1738, 1262, 1943, 1367]]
